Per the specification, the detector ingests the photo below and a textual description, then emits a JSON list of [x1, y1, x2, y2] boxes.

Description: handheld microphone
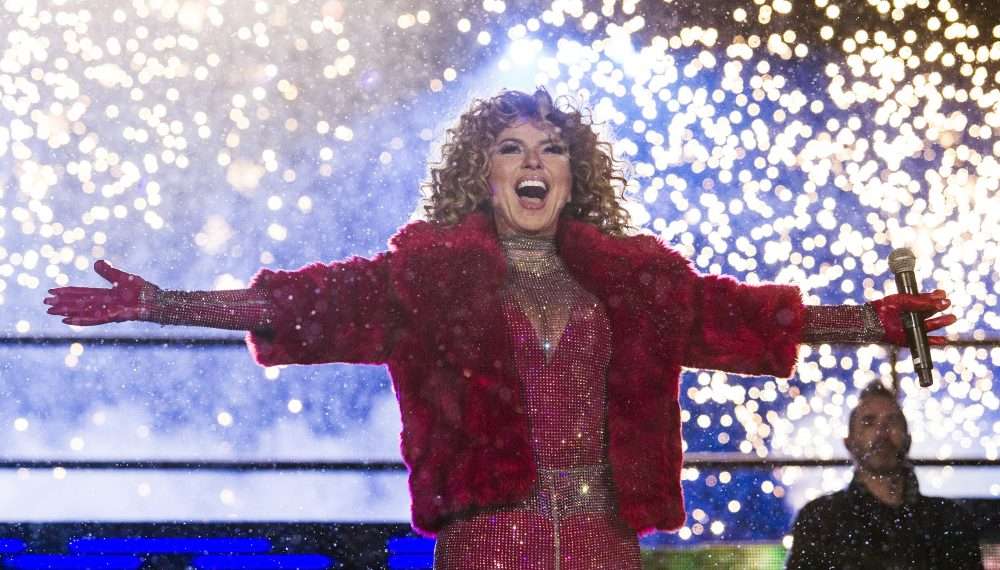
[[887, 248, 934, 387]]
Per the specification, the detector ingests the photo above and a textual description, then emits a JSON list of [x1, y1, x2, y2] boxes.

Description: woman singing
[[45, 89, 955, 569]]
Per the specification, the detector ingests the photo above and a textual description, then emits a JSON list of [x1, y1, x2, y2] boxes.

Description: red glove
[[44, 260, 155, 325], [869, 289, 956, 346]]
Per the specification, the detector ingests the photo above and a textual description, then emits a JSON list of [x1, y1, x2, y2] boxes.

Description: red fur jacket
[[246, 212, 805, 536]]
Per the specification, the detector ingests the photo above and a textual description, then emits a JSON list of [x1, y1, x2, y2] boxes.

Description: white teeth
[[517, 180, 548, 191]]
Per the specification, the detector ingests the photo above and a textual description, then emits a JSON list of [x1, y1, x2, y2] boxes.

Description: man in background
[[786, 381, 982, 569]]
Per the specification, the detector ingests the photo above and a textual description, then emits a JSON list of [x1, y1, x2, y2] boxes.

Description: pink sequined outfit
[[132, 221, 875, 568], [433, 237, 642, 569]]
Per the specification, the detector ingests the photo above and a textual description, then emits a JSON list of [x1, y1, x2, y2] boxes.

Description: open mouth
[[515, 180, 549, 209]]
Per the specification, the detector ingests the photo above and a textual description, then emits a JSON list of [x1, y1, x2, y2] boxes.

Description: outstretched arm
[[44, 260, 274, 332], [802, 290, 955, 346], [681, 274, 956, 376]]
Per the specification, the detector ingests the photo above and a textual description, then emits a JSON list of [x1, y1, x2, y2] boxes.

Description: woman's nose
[[522, 148, 542, 168]]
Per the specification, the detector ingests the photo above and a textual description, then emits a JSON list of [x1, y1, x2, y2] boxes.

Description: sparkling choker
[[500, 236, 560, 276]]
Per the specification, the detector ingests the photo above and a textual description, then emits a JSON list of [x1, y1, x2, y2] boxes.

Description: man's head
[[844, 381, 911, 475]]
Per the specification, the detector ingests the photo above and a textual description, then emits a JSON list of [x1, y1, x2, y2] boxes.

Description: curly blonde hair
[[421, 89, 631, 236]]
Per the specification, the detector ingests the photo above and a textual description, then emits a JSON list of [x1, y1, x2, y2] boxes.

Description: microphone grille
[[888, 247, 916, 274]]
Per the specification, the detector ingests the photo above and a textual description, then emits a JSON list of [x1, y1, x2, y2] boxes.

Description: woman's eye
[[497, 143, 521, 154], [544, 144, 566, 154]]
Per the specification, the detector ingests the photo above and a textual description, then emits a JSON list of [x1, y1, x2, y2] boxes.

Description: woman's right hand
[[44, 260, 157, 325]]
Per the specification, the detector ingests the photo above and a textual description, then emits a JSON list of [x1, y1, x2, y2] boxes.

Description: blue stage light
[[69, 536, 272, 554], [387, 554, 435, 569], [386, 536, 435, 569], [191, 554, 333, 569], [386, 536, 435, 554], [3, 555, 144, 569], [0, 539, 27, 554]]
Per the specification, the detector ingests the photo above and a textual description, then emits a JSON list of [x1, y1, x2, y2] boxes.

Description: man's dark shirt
[[786, 474, 982, 569]]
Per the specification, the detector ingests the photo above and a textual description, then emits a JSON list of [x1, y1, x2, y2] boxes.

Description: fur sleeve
[[245, 252, 400, 366], [683, 273, 805, 377]]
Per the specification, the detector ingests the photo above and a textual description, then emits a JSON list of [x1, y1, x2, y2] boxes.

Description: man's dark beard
[[858, 444, 908, 476]]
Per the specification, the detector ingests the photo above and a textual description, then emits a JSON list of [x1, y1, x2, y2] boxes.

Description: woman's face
[[487, 119, 572, 237]]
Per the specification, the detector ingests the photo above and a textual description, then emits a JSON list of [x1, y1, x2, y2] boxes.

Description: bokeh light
[[0, 0, 997, 541]]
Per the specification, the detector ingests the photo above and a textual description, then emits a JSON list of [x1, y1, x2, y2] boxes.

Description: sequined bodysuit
[[432, 236, 642, 569]]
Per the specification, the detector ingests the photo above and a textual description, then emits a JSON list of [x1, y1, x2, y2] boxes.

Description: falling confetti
[[0, 0, 997, 538]]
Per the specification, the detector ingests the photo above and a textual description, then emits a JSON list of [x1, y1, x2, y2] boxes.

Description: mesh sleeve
[[137, 284, 274, 331], [801, 304, 885, 344]]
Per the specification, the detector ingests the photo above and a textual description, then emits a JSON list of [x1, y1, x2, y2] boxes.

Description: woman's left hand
[[868, 289, 957, 346]]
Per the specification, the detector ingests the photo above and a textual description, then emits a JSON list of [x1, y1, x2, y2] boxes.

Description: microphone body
[[888, 249, 935, 387]]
